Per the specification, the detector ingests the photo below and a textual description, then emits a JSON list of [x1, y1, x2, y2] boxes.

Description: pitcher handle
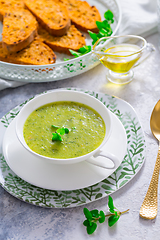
[[86, 150, 119, 169], [133, 43, 155, 68]]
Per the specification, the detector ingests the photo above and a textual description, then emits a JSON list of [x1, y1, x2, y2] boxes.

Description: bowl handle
[[86, 150, 120, 169]]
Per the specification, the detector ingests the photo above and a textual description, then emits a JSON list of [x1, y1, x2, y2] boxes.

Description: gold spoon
[[140, 100, 160, 219]]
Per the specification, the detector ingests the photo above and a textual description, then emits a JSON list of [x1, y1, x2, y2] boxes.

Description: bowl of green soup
[[16, 89, 119, 169]]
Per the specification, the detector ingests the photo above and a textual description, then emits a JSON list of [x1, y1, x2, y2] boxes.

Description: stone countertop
[[0, 33, 160, 240]]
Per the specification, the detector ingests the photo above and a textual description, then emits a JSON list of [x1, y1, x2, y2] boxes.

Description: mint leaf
[[100, 28, 111, 35], [101, 20, 110, 29], [51, 126, 69, 141], [57, 127, 69, 135], [52, 132, 62, 141], [108, 196, 115, 213], [96, 21, 105, 30], [108, 215, 120, 227], [69, 49, 84, 57], [88, 30, 99, 41], [83, 196, 129, 234], [83, 208, 92, 220], [78, 45, 91, 53], [87, 222, 97, 235], [57, 127, 66, 135], [90, 209, 99, 218], [83, 219, 90, 227], [69, 45, 92, 57], [68, 10, 114, 59], [104, 10, 114, 20], [99, 211, 105, 223], [51, 125, 59, 128], [64, 128, 69, 134]]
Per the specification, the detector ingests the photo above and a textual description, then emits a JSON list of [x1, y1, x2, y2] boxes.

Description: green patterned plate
[[0, 88, 146, 208]]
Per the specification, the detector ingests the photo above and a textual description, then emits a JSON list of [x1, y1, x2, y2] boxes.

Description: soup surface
[[23, 101, 106, 159]]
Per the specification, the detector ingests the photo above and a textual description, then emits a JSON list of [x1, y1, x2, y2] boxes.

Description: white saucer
[[2, 111, 127, 191]]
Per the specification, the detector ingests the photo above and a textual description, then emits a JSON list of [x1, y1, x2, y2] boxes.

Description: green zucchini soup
[[23, 101, 106, 159]]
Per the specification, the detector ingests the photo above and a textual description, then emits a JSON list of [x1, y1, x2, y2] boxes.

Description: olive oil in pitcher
[[100, 44, 141, 73]]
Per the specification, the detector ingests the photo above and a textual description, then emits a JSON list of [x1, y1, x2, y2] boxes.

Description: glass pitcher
[[92, 35, 155, 85]]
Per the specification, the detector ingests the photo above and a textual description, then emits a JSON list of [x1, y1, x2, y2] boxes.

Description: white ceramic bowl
[[16, 89, 119, 169]]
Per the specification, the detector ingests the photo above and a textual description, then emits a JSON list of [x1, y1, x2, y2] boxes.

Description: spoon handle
[[139, 143, 160, 219]]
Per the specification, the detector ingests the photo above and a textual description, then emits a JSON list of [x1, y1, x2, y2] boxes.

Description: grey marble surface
[[0, 33, 160, 240]]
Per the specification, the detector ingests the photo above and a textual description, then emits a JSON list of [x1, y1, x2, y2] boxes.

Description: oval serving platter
[[0, 0, 121, 82]]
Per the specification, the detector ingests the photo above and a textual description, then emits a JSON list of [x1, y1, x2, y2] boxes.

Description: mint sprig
[[83, 196, 129, 234], [68, 10, 114, 58], [69, 46, 92, 58], [51, 125, 69, 141]]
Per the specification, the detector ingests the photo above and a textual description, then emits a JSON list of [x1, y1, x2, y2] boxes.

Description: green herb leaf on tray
[[79, 45, 92, 53], [64, 58, 70, 61], [69, 45, 92, 57], [83, 196, 129, 235], [104, 10, 114, 22], [68, 10, 114, 58], [88, 31, 98, 42], [69, 49, 84, 57]]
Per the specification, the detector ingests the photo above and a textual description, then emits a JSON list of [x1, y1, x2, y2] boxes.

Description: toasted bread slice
[[2, 10, 38, 54], [24, 0, 71, 36], [38, 25, 86, 55], [0, 39, 56, 65], [0, 0, 24, 22], [57, 0, 101, 33]]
